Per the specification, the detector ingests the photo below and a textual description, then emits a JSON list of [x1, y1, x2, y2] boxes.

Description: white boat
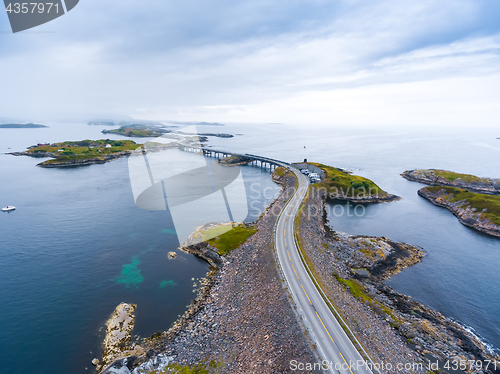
[[2, 206, 15, 212]]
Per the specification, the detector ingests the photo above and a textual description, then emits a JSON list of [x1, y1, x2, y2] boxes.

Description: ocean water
[[0, 122, 280, 374], [1, 122, 499, 374], [204, 123, 500, 352]]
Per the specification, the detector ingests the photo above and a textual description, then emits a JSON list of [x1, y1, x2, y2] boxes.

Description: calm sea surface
[[206, 123, 500, 353], [0, 122, 280, 374], [1, 122, 499, 374]]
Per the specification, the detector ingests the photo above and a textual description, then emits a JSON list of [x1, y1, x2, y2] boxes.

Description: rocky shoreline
[[298, 185, 500, 373], [98, 168, 499, 374], [217, 155, 251, 166], [418, 188, 500, 238], [327, 193, 401, 204], [100, 170, 320, 374], [402, 169, 500, 195]]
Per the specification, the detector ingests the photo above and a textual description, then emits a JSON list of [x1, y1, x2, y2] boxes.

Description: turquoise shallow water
[[205, 123, 500, 352], [0, 122, 280, 374], [1, 122, 499, 373]]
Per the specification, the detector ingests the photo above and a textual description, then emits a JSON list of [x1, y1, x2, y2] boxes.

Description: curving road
[[275, 166, 373, 374]]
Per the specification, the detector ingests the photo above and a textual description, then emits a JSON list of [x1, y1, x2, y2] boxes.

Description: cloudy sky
[[0, 0, 499, 126]]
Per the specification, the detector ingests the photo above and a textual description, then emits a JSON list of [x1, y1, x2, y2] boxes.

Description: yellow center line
[[291, 264, 299, 280], [340, 352, 355, 374], [287, 250, 291, 261], [301, 284, 313, 305], [315, 311, 334, 344], [285, 238, 287, 247]]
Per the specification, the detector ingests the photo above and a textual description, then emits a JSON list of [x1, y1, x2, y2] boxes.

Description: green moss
[[424, 169, 490, 183], [333, 274, 371, 302], [425, 186, 500, 225], [333, 274, 401, 324], [274, 166, 286, 177], [206, 225, 257, 256], [144, 360, 224, 373], [307, 162, 387, 197]]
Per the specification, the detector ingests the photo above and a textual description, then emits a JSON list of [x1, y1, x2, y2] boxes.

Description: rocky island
[[402, 169, 500, 195], [0, 123, 47, 128], [402, 169, 500, 238], [418, 186, 500, 238], [308, 162, 400, 202], [101, 125, 166, 137], [10, 139, 143, 167], [296, 176, 500, 373]]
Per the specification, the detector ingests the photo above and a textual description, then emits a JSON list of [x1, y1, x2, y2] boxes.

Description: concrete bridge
[[180, 145, 291, 171]]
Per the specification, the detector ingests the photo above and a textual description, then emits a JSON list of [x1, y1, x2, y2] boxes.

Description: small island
[[306, 162, 400, 202], [402, 169, 500, 195], [102, 125, 166, 137], [217, 155, 251, 166], [419, 186, 500, 238], [88, 121, 116, 126], [0, 123, 47, 128], [10, 139, 142, 167]]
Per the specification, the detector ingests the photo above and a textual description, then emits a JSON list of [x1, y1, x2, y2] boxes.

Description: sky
[[0, 0, 499, 126]]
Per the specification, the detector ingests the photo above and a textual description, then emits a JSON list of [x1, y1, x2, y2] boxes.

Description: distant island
[[10, 139, 143, 167], [88, 121, 116, 126], [305, 162, 400, 202], [403, 169, 500, 238], [0, 123, 47, 128], [102, 126, 163, 137], [402, 169, 500, 194], [102, 124, 234, 139]]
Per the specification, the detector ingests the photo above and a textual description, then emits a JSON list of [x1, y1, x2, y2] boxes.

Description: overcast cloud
[[0, 0, 499, 126]]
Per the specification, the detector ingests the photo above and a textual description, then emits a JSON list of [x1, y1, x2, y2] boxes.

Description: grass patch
[[333, 274, 371, 302], [425, 186, 500, 225], [424, 169, 490, 183], [106, 127, 158, 137], [274, 166, 286, 177], [206, 224, 257, 256], [307, 162, 387, 197], [147, 360, 223, 373], [26, 139, 141, 165]]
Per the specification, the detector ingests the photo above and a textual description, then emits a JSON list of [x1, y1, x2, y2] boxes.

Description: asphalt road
[[275, 166, 373, 374]]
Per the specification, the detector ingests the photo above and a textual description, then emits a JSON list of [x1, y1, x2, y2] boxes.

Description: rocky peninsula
[[418, 187, 500, 238], [99, 169, 319, 374], [402, 169, 500, 195], [97, 165, 499, 374], [297, 183, 500, 373], [308, 162, 400, 203]]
